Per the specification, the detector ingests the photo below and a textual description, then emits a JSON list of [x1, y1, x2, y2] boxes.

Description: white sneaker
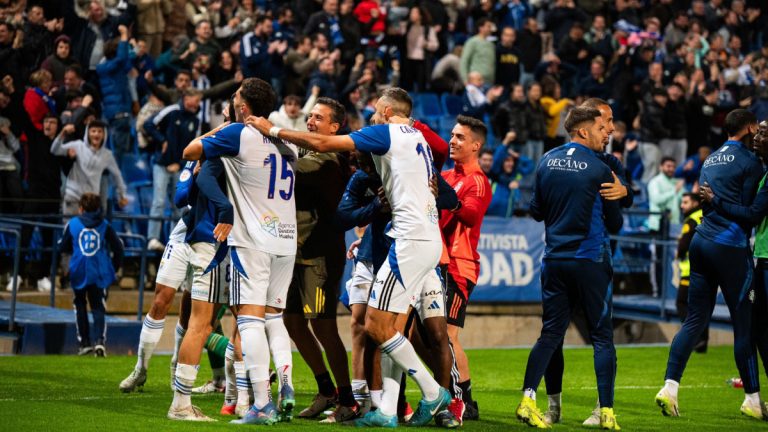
[[191, 380, 225, 394], [655, 387, 680, 417], [120, 368, 147, 393], [582, 407, 601, 426], [167, 405, 215, 421], [741, 397, 767, 420], [36, 277, 52, 292], [148, 238, 165, 251]]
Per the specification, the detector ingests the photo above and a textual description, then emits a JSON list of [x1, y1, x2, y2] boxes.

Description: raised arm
[[246, 116, 356, 153]]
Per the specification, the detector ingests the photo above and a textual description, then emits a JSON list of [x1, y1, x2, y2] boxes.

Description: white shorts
[[156, 241, 193, 291], [414, 268, 445, 320], [348, 260, 374, 305], [368, 239, 442, 314], [190, 242, 230, 304], [229, 247, 295, 308]]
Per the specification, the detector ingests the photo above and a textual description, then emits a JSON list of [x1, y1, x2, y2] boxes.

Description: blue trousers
[[74, 284, 107, 347], [523, 258, 616, 407], [665, 235, 759, 393]]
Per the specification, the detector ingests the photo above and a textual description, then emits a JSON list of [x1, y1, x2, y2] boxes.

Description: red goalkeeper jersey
[[440, 160, 492, 291]]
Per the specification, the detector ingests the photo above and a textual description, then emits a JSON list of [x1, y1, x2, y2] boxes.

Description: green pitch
[[0, 346, 764, 431]]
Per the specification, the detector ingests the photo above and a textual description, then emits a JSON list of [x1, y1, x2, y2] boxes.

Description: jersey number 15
[[266, 153, 294, 200]]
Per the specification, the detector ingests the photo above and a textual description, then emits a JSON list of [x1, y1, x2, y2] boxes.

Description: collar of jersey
[[724, 140, 745, 148], [565, 142, 594, 154], [455, 160, 481, 174]]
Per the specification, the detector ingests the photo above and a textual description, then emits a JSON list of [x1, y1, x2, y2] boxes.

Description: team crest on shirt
[[179, 169, 191, 182]]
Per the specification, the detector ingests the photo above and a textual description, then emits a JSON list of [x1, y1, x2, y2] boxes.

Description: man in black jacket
[[142, 89, 202, 251], [64, 0, 118, 82], [661, 83, 688, 165], [639, 88, 670, 182]]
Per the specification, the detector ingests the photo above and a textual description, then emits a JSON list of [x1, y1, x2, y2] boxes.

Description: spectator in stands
[[143, 89, 202, 251], [540, 76, 573, 151], [23, 69, 56, 132], [58, 192, 124, 357], [493, 83, 528, 152], [179, 20, 221, 68], [686, 83, 719, 154], [50, 121, 128, 216], [462, 71, 503, 120], [136, 0, 170, 58], [185, 0, 221, 35], [145, 69, 192, 105], [18, 114, 61, 293], [431, 43, 463, 95], [557, 22, 590, 86], [478, 148, 494, 177], [22, 3, 61, 74], [284, 36, 321, 97], [97, 25, 133, 166], [54, 66, 100, 118], [190, 52, 241, 132], [639, 88, 670, 182], [400, 5, 439, 92], [460, 17, 495, 85], [661, 83, 688, 165], [523, 81, 548, 165], [268, 89, 320, 132], [304, 0, 344, 50], [516, 17, 542, 86], [41, 35, 77, 87], [487, 153, 524, 217], [545, 0, 589, 49], [241, 15, 288, 86], [497, 0, 530, 31], [0, 116, 20, 214], [648, 156, 684, 232], [308, 56, 340, 101], [64, 0, 119, 82], [495, 26, 521, 89], [674, 146, 710, 192], [585, 14, 613, 61], [578, 57, 610, 100]]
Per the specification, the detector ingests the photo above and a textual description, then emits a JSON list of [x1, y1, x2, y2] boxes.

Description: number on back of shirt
[[416, 143, 434, 180], [265, 153, 294, 200]]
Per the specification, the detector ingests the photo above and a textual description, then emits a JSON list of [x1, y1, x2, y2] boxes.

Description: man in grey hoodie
[[50, 120, 128, 216]]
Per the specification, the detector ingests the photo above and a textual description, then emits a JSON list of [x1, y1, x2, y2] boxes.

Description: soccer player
[[516, 107, 623, 430], [659, 111, 764, 419], [282, 98, 360, 423], [183, 78, 297, 425], [247, 87, 452, 427], [542, 97, 633, 426], [439, 115, 492, 422]]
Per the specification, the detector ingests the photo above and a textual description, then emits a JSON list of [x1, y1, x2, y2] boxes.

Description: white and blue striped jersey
[[350, 124, 440, 242], [201, 123, 298, 255]]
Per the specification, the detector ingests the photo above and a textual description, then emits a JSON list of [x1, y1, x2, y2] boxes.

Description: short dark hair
[[379, 87, 412, 117], [176, 69, 193, 80], [456, 114, 487, 144], [65, 65, 83, 78], [683, 192, 701, 204], [316, 96, 346, 126], [89, 119, 107, 130], [79, 193, 101, 212], [564, 107, 601, 135], [228, 93, 237, 120], [240, 78, 276, 118], [581, 98, 610, 109], [476, 17, 491, 31], [283, 95, 302, 105], [660, 156, 676, 165], [103, 38, 119, 60], [724, 109, 757, 137], [480, 148, 494, 158]]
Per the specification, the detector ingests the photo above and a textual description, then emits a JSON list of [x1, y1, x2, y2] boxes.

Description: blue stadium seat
[[414, 93, 442, 118], [121, 153, 151, 184], [441, 94, 464, 117], [439, 115, 455, 142]]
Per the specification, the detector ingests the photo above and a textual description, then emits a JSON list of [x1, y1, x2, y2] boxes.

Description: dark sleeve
[[148, 82, 174, 105], [435, 174, 458, 211], [57, 223, 73, 255], [676, 219, 696, 260], [197, 158, 234, 224], [335, 173, 381, 230], [601, 168, 624, 233], [490, 144, 509, 180], [598, 152, 634, 208], [142, 111, 167, 144], [711, 182, 768, 226], [105, 225, 124, 273]]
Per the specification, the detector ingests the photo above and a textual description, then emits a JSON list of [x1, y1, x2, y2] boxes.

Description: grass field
[[0, 346, 765, 431]]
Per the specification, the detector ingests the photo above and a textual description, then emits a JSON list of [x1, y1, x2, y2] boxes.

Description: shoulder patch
[[179, 169, 192, 182]]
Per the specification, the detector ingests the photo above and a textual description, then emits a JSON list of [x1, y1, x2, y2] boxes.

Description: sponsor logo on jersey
[[261, 214, 279, 237], [703, 149, 735, 168], [547, 157, 588, 171], [427, 203, 438, 224], [427, 300, 441, 310]]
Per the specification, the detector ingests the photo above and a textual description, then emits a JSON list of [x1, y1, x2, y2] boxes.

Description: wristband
[[269, 126, 283, 138]]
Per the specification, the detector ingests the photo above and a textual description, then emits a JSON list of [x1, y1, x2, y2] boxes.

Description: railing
[[0, 216, 151, 328]]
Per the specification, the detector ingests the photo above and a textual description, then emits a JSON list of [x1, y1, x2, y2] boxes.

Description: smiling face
[[449, 124, 481, 163], [306, 103, 339, 135]]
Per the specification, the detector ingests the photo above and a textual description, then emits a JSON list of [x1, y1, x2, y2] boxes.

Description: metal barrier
[[0, 217, 150, 327], [0, 227, 21, 332]]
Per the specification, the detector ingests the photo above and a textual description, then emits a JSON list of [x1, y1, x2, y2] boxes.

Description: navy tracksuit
[[524, 142, 623, 408], [665, 140, 764, 393]]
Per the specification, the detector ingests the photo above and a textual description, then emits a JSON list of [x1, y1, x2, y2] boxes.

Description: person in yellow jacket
[[676, 192, 707, 353], [539, 76, 573, 151]]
